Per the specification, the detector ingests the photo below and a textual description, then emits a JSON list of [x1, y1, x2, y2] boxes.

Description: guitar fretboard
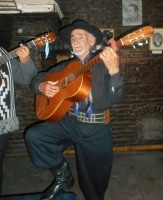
[[72, 38, 123, 79], [0, 40, 36, 65]]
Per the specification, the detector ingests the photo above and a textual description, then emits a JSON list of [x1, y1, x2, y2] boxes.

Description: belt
[[68, 108, 110, 124]]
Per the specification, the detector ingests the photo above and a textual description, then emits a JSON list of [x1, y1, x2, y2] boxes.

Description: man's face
[[71, 29, 95, 59], [127, 6, 137, 19], [154, 35, 159, 41]]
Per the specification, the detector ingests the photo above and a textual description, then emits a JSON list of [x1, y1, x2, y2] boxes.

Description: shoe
[[40, 160, 74, 200]]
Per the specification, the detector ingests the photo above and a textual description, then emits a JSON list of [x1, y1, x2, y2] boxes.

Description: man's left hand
[[16, 44, 30, 63], [99, 46, 120, 75]]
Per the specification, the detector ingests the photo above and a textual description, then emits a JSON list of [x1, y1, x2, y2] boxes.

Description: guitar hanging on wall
[[35, 26, 154, 122]]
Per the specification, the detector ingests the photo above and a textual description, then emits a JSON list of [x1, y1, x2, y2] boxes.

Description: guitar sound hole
[[60, 74, 75, 89], [60, 77, 69, 89], [68, 73, 75, 81]]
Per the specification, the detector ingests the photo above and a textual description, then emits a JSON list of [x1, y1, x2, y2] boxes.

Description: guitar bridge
[[47, 96, 50, 105]]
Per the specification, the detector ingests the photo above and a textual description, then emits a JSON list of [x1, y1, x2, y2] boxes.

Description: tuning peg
[[132, 45, 136, 49], [138, 42, 143, 46], [145, 39, 148, 44]]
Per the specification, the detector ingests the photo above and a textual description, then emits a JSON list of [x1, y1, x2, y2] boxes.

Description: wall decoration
[[149, 28, 163, 50], [100, 28, 114, 44], [119, 48, 147, 64], [122, 0, 142, 26], [95, 29, 114, 50]]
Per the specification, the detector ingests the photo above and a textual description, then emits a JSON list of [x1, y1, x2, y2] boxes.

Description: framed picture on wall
[[122, 0, 142, 26], [95, 29, 114, 50], [100, 28, 114, 44], [149, 28, 163, 50]]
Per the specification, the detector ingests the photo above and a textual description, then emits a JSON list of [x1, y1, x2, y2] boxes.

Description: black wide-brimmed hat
[[59, 19, 103, 45]]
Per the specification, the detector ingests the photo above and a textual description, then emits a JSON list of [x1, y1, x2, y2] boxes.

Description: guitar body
[[36, 60, 92, 121]]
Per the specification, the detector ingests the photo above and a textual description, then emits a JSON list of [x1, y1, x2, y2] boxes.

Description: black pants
[[25, 114, 113, 200], [0, 133, 9, 194]]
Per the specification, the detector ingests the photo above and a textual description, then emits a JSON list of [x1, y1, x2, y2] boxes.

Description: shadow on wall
[[0, 30, 12, 51]]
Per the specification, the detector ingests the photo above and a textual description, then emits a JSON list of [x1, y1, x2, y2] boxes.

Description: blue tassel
[[45, 38, 49, 59], [86, 92, 93, 118], [86, 100, 93, 118], [74, 102, 81, 115]]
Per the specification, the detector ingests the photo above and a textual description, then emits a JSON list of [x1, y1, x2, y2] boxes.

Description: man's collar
[[74, 52, 94, 64]]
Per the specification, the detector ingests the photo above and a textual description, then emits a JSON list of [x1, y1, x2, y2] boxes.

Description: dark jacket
[[31, 55, 124, 113]]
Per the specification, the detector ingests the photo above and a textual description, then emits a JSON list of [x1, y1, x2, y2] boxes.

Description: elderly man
[[25, 20, 124, 200]]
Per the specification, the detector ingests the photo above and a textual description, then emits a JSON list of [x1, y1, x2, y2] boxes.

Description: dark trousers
[[0, 133, 9, 194], [25, 114, 113, 200]]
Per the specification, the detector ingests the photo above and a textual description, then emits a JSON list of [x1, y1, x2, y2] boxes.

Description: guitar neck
[[81, 54, 101, 75], [73, 38, 123, 78], [0, 40, 36, 65]]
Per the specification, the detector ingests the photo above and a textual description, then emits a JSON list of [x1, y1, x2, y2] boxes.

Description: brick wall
[[1, 0, 163, 157]]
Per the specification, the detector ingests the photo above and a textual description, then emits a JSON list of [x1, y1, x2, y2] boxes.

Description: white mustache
[[73, 44, 82, 50]]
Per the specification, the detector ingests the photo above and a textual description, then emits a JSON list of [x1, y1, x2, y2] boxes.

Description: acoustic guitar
[[0, 32, 56, 66], [0, 32, 56, 86], [35, 26, 154, 122]]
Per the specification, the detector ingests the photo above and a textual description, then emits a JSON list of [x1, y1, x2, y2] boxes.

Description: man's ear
[[90, 36, 96, 46]]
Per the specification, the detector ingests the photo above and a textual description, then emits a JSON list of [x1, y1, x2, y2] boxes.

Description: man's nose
[[74, 38, 80, 44]]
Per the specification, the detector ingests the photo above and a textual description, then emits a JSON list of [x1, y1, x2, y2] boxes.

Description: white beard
[[73, 44, 91, 56]]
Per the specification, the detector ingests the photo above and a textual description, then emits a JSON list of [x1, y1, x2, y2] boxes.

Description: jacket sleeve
[[105, 71, 124, 104], [30, 60, 70, 94], [30, 71, 48, 94], [11, 58, 37, 84]]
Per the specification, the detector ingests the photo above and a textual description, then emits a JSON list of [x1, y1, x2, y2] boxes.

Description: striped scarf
[[0, 47, 19, 134]]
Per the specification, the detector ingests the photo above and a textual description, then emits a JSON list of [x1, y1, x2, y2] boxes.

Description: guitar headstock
[[34, 32, 56, 46], [121, 26, 154, 47]]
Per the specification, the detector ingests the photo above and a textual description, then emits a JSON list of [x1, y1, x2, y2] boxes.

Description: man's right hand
[[39, 81, 59, 97]]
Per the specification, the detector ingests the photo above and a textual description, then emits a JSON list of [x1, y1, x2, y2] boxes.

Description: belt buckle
[[69, 109, 110, 124]]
